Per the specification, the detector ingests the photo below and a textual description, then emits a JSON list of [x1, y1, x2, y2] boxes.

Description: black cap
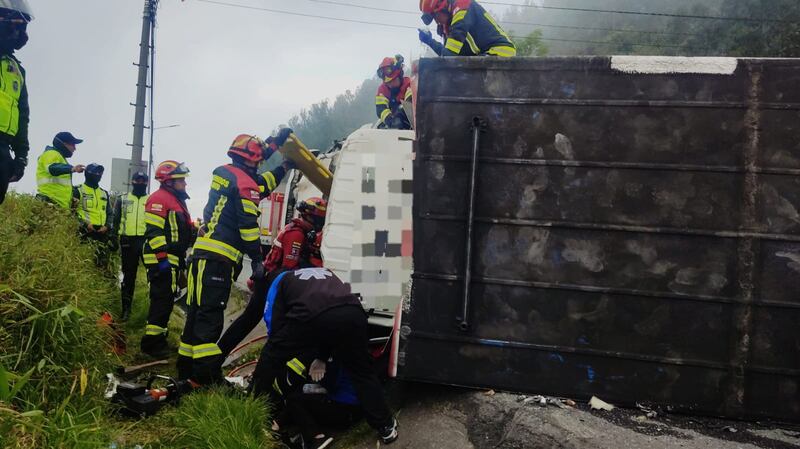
[[85, 163, 104, 175], [131, 171, 149, 182], [54, 131, 83, 146]]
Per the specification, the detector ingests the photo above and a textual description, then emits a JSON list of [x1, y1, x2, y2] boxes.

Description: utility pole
[[128, 0, 158, 191]]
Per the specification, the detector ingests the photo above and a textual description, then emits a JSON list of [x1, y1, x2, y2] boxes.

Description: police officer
[[178, 132, 291, 384], [252, 267, 398, 445], [113, 171, 149, 321], [216, 196, 327, 366], [0, 0, 32, 205], [35, 132, 85, 208], [141, 160, 193, 358], [73, 163, 112, 267]]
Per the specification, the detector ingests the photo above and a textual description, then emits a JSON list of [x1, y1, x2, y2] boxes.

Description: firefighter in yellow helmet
[[375, 55, 412, 130]]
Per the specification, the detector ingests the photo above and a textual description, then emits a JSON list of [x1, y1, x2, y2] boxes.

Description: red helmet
[[228, 134, 266, 163], [420, 0, 449, 14], [297, 197, 327, 219], [155, 160, 190, 183], [377, 55, 404, 83]]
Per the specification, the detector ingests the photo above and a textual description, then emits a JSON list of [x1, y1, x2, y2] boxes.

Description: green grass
[[0, 194, 276, 449]]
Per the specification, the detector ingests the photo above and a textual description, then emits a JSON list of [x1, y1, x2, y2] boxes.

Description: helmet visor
[[0, 0, 33, 22]]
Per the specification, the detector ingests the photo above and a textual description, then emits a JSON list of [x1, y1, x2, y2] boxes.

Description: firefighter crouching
[[375, 55, 412, 130], [177, 133, 290, 385], [140, 160, 193, 358], [216, 196, 328, 366]]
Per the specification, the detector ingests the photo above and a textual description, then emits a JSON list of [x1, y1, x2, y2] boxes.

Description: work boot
[[378, 418, 398, 444], [120, 297, 132, 321]]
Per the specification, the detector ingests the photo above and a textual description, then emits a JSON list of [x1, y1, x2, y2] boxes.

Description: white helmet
[[0, 0, 33, 22]]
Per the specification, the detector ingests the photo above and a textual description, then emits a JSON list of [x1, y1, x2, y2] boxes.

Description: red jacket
[[375, 77, 412, 125], [264, 217, 323, 272], [143, 187, 193, 268]]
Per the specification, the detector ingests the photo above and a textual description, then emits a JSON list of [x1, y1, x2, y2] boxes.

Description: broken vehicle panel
[[400, 56, 800, 422]]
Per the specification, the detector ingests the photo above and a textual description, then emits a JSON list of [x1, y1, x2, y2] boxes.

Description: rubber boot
[[121, 296, 132, 322]]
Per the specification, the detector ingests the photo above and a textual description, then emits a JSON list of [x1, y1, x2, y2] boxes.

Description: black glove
[[418, 28, 433, 45], [9, 156, 26, 182], [274, 127, 294, 147], [250, 259, 266, 281]]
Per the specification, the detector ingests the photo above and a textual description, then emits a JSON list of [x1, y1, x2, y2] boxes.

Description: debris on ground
[[589, 396, 615, 411]]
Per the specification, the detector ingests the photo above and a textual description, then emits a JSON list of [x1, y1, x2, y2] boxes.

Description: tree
[[515, 30, 549, 56]]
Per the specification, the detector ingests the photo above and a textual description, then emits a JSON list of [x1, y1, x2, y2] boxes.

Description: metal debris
[[589, 396, 615, 411]]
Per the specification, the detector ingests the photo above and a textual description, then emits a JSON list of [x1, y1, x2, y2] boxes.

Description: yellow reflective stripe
[[483, 11, 513, 44], [465, 33, 480, 54], [451, 9, 467, 25], [168, 254, 180, 266], [286, 358, 306, 377], [242, 199, 259, 216], [39, 178, 72, 186], [487, 45, 517, 57], [192, 343, 222, 359], [404, 88, 413, 101], [212, 174, 230, 188], [145, 213, 165, 228], [240, 228, 260, 242], [380, 108, 391, 121], [187, 261, 196, 305], [206, 196, 227, 238], [143, 254, 158, 264], [272, 378, 283, 395], [197, 259, 207, 306], [375, 95, 389, 106], [445, 38, 464, 53], [145, 324, 168, 336], [149, 236, 167, 249], [194, 237, 243, 263], [168, 211, 179, 242], [261, 172, 277, 192], [179, 342, 193, 357]]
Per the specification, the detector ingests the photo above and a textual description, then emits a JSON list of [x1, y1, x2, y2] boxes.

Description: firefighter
[[0, 0, 31, 205], [418, 0, 516, 57], [177, 133, 289, 384], [252, 268, 398, 445], [73, 163, 112, 266], [35, 132, 85, 208], [375, 55, 412, 130], [140, 160, 193, 358], [216, 196, 328, 365], [113, 171, 150, 321]]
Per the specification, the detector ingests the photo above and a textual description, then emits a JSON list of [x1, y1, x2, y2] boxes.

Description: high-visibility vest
[[0, 55, 23, 137], [36, 148, 73, 208], [76, 184, 109, 227], [119, 192, 148, 237]]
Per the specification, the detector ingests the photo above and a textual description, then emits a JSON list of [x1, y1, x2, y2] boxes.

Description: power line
[[482, 1, 792, 24], [194, 0, 706, 51], [304, 0, 700, 37]]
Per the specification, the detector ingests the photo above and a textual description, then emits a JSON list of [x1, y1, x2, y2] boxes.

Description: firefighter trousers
[[177, 258, 235, 385], [120, 236, 145, 308], [216, 276, 269, 361], [140, 266, 177, 355], [251, 305, 393, 431]]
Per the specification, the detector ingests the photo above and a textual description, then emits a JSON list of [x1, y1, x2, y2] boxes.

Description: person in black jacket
[[251, 267, 398, 445]]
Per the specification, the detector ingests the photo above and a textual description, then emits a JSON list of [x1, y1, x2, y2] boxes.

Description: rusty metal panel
[[401, 56, 800, 422]]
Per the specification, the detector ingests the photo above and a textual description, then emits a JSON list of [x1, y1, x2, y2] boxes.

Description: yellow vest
[[0, 55, 23, 137], [119, 192, 148, 237], [76, 184, 109, 227], [36, 148, 73, 208]]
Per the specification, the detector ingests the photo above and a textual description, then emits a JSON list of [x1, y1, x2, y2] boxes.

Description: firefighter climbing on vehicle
[[418, 0, 516, 57], [177, 131, 292, 385], [113, 171, 150, 321], [140, 160, 193, 358], [216, 196, 328, 368], [0, 0, 32, 205], [375, 55, 412, 130]]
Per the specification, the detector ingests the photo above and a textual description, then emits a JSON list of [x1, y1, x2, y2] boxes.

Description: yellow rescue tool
[[279, 133, 334, 197]]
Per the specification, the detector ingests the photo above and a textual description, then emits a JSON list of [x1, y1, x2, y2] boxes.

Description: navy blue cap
[[54, 131, 83, 146], [85, 163, 104, 175], [131, 171, 149, 182]]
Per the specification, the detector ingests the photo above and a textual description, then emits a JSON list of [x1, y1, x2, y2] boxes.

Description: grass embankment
[[0, 194, 274, 449]]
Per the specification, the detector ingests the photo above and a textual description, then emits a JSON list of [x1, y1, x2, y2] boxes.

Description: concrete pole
[[129, 0, 157, 189]]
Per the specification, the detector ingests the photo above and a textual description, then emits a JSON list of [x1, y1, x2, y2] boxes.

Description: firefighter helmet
[[297, 197, 327, 219], [155, 160, 190, 183], [228, 134, 266, 163], [419, 0, 449, 14], [377, 55, 404, 83]]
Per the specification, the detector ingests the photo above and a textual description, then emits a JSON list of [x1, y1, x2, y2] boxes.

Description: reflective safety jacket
[[264, 217, 323, 272], [428, 0, 516, 57], [73, 184, 111, 228], [0, 54, 25, 138], [193, 164, 262, 265], [376, 78, 413, 125], [114, 192, 148, 237], [143, 187, 193, 268], [35, 147, 73, 208], [257, 165, 287, 199]]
